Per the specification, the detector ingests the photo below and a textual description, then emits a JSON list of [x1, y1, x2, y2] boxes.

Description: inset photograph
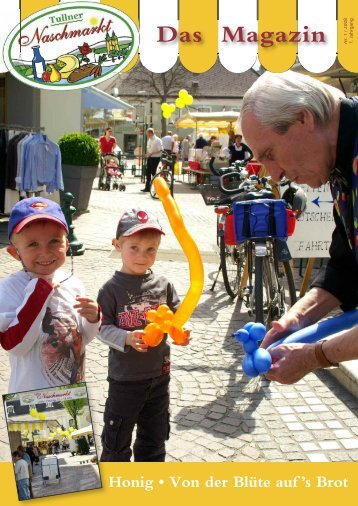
[[3, 382, 102, 500]]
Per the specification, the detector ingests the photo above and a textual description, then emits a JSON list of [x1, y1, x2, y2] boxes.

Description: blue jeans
[[17, 478, 30, 500]]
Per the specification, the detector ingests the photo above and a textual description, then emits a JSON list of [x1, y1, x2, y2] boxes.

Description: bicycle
[[199, 158, 303, 326], [149, 151, 175, 199]]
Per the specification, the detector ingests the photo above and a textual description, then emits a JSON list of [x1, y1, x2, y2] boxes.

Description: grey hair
[[241, 71, 344, 133]]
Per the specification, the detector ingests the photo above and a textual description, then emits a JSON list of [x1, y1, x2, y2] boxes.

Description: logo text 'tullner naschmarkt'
[[3, 1, 139, 90]]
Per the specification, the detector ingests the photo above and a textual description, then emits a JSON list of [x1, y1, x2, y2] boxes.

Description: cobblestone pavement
[[31, 451, 101, 498], [1, 177, 358, 463]]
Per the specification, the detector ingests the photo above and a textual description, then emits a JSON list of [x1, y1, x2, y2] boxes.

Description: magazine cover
[[0, 0, 357, 505]]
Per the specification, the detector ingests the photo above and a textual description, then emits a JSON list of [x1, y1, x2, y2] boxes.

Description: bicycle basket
[[233, 199, 288, 242], [197, 184, 225, 206]]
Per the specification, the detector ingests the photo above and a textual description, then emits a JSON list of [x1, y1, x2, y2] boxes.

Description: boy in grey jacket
[[98, 208, 190, 461]]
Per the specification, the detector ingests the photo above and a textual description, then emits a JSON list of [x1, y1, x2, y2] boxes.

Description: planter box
[[61, 164, 98, 212]]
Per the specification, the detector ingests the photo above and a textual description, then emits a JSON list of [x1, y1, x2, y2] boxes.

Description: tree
[[124, 61, 191, 136], [61, 399, 87, 430]]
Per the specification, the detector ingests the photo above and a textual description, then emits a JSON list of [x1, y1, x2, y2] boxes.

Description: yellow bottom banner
[[1, 462, 357, 505]]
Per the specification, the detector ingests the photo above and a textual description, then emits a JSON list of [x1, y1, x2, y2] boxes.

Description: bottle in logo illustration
[[31, 45, 46, 81]]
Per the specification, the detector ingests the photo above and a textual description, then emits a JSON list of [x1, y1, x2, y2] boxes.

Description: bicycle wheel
[[254, 250, 297, 326], [149, 170, 173, 199], [220, 237, 245, 298]]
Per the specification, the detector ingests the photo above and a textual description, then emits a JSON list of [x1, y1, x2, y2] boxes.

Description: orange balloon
[[153, 178, 204, 342]]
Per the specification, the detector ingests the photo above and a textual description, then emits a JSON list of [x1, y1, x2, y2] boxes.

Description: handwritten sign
[[287, 183, 335, 258]]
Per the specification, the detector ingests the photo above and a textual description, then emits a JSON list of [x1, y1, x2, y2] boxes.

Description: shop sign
[[18, 386, 87, 405], [3, 1, 139, 90]]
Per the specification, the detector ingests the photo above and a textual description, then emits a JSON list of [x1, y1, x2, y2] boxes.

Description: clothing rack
[[0, 124, 45, 132]]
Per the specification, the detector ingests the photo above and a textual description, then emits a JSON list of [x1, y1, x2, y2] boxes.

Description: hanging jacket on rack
[[0, 129, 9, 213], [5, 132, 28, 190], [19, 133, 64, 193]]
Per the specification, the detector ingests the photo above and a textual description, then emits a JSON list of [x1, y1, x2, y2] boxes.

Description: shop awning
[[82, 88, 134, 110], [70, 425, 93, 438], [9, 422, 45, 432], [175, 111, 239, 129]]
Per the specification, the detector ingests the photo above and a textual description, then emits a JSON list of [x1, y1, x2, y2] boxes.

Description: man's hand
[[74, 296, 100, 323], [126, 330, 148, 352], [261, 313, 301, 349], [265, 343, 319, 384]]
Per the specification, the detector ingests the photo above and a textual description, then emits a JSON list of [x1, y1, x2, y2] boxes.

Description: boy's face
[[7, 221, 68, 277], [113, 233, 161, 275]]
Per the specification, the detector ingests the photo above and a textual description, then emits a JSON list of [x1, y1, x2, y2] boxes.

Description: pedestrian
[[161, 131, 173, 155], [141, 128, 162, 192], [181, 135, 192, 164], [17, 446, 33, 499], [12, 451, 30, 501], [99, 127, 117, 156], [227, 134, 253, 165], [32, 445, 40, 465], [241, 70, 358, 384], [69, 438, 77, 457], [0, 197, 101, 393], [97, 208, 191, 462], [195, 134, 207, 149]]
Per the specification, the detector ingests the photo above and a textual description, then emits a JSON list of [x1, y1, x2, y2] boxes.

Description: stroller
[[98, 153, 126, 191]]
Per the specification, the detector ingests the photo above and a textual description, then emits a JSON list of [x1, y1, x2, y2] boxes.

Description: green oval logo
[[3, 2, 139, 90]]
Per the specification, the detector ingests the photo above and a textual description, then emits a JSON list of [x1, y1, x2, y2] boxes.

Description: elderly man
[[241, 71, 358, 384]]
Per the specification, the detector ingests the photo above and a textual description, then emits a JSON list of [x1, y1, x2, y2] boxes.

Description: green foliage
[[61, 399, 88, 429], [77, 436, 90, 455], [58, 132, 100, 166]]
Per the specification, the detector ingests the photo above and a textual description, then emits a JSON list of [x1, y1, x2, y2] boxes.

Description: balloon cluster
[[143, 304, 187, 347], [161, 89, 194, 119], [233, 322, 271, 377]]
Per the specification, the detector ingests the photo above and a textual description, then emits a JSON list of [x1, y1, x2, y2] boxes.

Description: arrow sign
[[312, 197, 334, 208]]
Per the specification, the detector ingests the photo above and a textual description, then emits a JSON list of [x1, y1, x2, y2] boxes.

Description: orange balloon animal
[[143, 178, 204, 346]]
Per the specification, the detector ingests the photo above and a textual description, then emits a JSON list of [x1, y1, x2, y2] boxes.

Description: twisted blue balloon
[[234, 309, 358, 378]]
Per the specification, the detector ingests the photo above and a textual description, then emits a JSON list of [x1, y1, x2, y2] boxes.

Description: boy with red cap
[[0, 197, 100, 393], [98, 208, 190, 462]]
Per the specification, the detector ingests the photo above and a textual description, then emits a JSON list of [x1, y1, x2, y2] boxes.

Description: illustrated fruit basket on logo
[[3, 1, 139, 90]]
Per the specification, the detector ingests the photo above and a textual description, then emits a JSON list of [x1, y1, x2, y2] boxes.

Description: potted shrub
[[58, 132, 100, 212]]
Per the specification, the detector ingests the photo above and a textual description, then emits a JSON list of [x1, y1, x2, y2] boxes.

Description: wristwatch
[[314, 340, 338, 368]]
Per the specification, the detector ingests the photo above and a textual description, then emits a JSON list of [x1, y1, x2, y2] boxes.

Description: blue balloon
[[250, 323, 266, 342], [243, 340, 258, 354], [268, 309, 358, 350], [233, 328, 250, 343], [242, 354, 258, 377], [253, 348, 272, 373], [243, 322, 255, 332]]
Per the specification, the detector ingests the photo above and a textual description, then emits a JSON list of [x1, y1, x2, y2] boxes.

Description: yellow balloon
[[38, 413, 46, 420], [161, 102, 169, 112], [56, 428, 62, 434], [179, 89, 188, 99], [163, 110, 171, 119], [69, 427, 74, 432], [175, 97, 185, 109], [185, 94, 193, 106], [30, 409, 38, 418], [168, 103, 176, 113]]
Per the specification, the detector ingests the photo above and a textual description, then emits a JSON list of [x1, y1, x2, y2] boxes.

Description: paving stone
[[307, 453, 329, 462], [340, 439, 358, 450], [241, 445, 261, 460]]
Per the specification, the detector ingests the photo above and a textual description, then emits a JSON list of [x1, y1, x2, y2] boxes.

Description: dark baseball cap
[[116, 208, 164, 238], [8, 197, 69, 239]]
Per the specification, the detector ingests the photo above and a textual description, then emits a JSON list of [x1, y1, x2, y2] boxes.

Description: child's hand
[[74, 296, 100, 323], [173, 329, 191, 346], [125, 330, 148, 352]]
